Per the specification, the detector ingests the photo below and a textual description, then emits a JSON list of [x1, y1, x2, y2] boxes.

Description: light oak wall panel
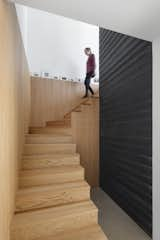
[[31, 77, 98, 127], [0, 1, 30, 239], [71, 99, 99, 187]]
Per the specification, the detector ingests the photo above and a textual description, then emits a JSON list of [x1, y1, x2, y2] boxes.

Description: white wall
[[153, 38, 160, 240], [17, 5, 99, 81]]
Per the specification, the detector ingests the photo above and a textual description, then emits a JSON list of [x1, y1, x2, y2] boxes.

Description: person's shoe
[[82, 95, 88, 98]]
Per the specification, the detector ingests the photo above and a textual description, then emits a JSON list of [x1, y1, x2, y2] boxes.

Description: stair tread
[[26, 134, 72, 137], [24, 143, 76, 155], [24, 143, 76, 146], [34, 225, 107, 240], [22, 153, 80, 170], [30, 126, 71, 129], [22, 153, 80, 159], [26, 134, 72, 141], [16, 181, 90, 213], [29, 127, 72, 135], [20, 165, 84, 177], [17, 181, 89, 194], [19, 165, 84, 188], [12, 201, 97, 224]]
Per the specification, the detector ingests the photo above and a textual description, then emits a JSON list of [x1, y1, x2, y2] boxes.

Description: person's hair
[[85, 47, 91, 52]]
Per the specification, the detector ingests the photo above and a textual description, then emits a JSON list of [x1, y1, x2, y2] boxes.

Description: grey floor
[[91, 188, 151, 240]]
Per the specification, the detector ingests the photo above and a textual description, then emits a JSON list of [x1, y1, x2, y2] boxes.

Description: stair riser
[[19, 170, 84, 188], [26, 136, 73, 144], [46, 122, 71, 127], [24, 144, 76, 155], [16, 186, 90, 213], [34, 225, 107, 240], [11, 210, 98, 240], [30, 128, 71, 135], [22, 156, 80, 170], [46, 121, 65, 126]]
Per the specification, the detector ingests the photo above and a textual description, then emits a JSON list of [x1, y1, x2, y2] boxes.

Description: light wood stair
[[30, 126, 72, 135], [19, 166, 84, 188], [11, 201, 98, 240], [22, 153, 80, 170], [46, 98, 94, 128], [11, 92, 107, 240], [35, 225, 107, 240], [24, 143, 76, 155], [16, 181, 90, 213], [26, 134, 73, 144]]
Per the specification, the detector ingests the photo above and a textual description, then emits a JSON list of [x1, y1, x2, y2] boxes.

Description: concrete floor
[[91, 188, 151, 240]]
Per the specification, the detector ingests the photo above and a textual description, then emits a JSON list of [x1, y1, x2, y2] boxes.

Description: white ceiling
[[12, 0, 160, 41]]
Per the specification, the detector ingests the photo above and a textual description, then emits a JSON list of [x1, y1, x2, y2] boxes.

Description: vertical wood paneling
[[99, 28, 152, 236], [31, 77, 98, 127], [71, 99, 99, 187], [0, 2, 30, 239]]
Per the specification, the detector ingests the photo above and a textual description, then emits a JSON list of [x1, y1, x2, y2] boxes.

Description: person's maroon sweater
[[87, 54, 96, 73]]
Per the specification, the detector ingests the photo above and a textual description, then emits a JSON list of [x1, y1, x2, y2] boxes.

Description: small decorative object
[[44, 72, 49, 77], [41, 71, 50, 78], [33, 72, 40, 77]]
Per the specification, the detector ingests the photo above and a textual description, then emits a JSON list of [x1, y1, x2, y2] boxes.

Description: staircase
[[11, 97, 107, 239]]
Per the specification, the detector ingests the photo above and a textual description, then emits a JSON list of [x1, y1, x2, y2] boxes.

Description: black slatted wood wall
[[99, 28, 152, 236]]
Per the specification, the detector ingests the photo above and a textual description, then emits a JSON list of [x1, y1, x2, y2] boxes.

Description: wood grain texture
[[30, 77, 98, 127], [15, 181, 90, 212], [30, 126, 72, 135], [11, 201, 98, 240], [24, 143, 76, 155], [19, 166, 85, 188], [0, 1, 30, 239], [22, 153, 80, 170], [71, 98, 99, 187], [34, 225, 107, 240], [25, 134, 73, 144]]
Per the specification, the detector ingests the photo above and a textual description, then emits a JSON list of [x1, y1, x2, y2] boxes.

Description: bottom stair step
[[35, 225, 107, 240], [11, 201, 98, 240], [16, 181, 90, 213]]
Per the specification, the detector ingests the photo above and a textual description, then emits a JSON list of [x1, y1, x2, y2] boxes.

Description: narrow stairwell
[[11, 96, 107, 239]]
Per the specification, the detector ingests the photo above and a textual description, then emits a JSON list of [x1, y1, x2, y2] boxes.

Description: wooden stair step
[[22, 153, 80, 170], [82, 102, 92, 106], [11, 201, 98, 240], [35, 225, 107, 240], [30, 127, 72, 135], [19, 166, 84, 188], [26, 134, 73, 144], [46, 120, 71, 127], [16, 181, 90, 213], [24, 143, 76, 155], [46, 120, 66, 126]]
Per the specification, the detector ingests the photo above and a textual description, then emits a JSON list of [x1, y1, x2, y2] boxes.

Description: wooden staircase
[[11, 96, 107, 239]]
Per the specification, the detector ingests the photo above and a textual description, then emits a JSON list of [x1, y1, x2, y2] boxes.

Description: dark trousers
[[84, 72, 94, 96]]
